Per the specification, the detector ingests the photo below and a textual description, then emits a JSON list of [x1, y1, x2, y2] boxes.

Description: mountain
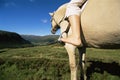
[[21, 35, 59, 45], [0, 30, 32, 48]]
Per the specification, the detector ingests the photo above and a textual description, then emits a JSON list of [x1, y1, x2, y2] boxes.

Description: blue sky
[[0, 0, 69, 36]]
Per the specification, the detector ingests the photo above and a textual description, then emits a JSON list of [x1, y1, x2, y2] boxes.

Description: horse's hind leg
[[65, 44, 77, 80], [78, 47, 87, 80]]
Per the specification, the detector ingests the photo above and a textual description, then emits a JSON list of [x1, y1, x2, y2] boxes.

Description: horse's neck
[[54, 4, 67, 24], [55, 3, 72, 36]]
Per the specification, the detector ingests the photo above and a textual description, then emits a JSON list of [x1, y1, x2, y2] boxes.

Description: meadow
[[0, 44, 120, 80]]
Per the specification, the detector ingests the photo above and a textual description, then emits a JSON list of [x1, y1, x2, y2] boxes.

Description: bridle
[[51, 13, 70, 41], [50, 12, 64, 29], [51, 13, 70, 42]]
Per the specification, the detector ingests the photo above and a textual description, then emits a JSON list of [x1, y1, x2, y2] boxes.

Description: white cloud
[[41, 19, 48, 24]]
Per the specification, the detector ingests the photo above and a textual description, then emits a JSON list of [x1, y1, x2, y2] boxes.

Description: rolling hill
[[21, 35, 59, 45], [0, 30, 32, 48]]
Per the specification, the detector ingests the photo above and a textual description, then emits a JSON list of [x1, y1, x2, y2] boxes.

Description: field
[[0, 44, 120, 80]]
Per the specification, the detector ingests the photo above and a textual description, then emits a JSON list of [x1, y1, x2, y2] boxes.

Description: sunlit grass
[[0, 45, 120, 80]]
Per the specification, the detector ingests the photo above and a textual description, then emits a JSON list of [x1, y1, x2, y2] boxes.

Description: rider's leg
[[61, 14, 81, 46], [60, 0, 84, 46]]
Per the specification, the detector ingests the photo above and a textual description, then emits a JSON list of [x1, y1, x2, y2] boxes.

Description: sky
[[0, 0, 69, 36]]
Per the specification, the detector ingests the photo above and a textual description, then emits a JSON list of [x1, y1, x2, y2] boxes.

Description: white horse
[[49, 0, 120, 80]]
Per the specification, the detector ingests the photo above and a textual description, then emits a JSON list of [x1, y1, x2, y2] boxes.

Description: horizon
[[0, 29, 59, 36]]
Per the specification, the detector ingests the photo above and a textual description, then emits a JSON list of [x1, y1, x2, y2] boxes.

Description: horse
[[49, 0, 120, 80]]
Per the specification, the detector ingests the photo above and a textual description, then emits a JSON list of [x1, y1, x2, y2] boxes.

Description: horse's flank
[[81, 0, 120, 48]]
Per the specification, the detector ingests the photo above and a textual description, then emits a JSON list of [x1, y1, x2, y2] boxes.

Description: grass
[[0, 44, 120, 80], [86, 48, 120, 63]]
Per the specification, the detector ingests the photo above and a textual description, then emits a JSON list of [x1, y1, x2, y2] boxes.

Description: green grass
[[0, 45, 120, 80], [86, 48, 120, 63]]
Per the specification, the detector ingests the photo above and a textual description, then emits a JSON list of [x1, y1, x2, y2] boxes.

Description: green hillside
[[21, 35, 59, 45], [0, 30, 32, 48]]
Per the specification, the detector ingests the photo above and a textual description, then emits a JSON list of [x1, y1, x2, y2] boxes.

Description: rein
[[51, 12, 64, 27], [51, 13, 70, 42]]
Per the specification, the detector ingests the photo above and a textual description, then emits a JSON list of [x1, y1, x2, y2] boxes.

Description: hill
[[0, 30, 32, 48], [21, 35, 59, 45]]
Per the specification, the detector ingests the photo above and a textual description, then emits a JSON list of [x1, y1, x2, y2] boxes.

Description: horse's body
[[81, 0, 120, 49], [50, 0, 120, 80]]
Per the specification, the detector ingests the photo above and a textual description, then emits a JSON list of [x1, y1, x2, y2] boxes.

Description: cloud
[[41, 19, 48, 24]]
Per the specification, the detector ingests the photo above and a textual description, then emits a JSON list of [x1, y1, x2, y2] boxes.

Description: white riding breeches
[[65, 0, 87, 18]]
